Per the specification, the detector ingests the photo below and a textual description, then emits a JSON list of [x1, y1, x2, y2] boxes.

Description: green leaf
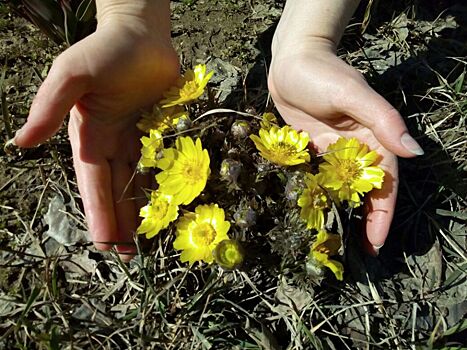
[[442, 319, 467, 337], [21, 0, 67, 44], [442, 263, 467, 290], [454, 71, 465, 94], [17, 287, 41, 326]]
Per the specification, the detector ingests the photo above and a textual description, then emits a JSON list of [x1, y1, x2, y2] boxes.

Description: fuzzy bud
[[305, 258, 325, 279], [230, 120, 251, 139], [176, 116, 192, 132], [220, 158, 242, 185], [284, 171, 306, 202], [233, 205, 257, 229]]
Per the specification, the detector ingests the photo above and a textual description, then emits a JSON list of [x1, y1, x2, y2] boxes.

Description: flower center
[[153, 200, 169, 220], [315, 244, 331, 255], [180, 81, 199, 99], [336, 159, 362, 183], [276, 142, 295, 153], [183, 163, 201, 184], [192, 223, 216, 246], [270, 142, 298, 162], [310, 189, 328, 209]]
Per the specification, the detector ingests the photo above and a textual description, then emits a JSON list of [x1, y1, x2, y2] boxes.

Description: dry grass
[[1, 1, 466, 349]]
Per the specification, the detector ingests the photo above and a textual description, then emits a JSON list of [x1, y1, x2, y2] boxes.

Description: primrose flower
[[161, 64, 213, 107], [137, 105, 189, 133], [138, 129, 163, 169], [319, 137, 385, 207], [173, 204, 230, 265], [250, 125, 310, 166], [309, 231, 344, 281], [156, 136, 210, 205], [297, 173, 329, 231], [260, 112, 278, 130], [137, 191, 179, 239]]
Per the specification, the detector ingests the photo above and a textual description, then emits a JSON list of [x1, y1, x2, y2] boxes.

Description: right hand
[[13, 10, 180, 261]]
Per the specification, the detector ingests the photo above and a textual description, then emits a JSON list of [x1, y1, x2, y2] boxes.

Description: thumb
[[14, 54, 88, 148], [344, 81, 424, 158]]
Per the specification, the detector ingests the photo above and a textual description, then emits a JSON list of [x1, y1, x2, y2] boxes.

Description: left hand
[[269, 38, 423, 255]]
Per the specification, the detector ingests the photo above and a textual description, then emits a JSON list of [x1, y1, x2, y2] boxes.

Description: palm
[[16, 23, 180, 259], [269, 46, 402, 253]]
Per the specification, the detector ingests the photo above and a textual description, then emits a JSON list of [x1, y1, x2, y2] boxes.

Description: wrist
[[96, 0, 171, 39], [272, 0, 359, 58]]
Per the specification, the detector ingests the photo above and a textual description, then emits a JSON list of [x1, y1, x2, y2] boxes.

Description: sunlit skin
[[269, 0, 423, 254], [13, 0, 179, 261]]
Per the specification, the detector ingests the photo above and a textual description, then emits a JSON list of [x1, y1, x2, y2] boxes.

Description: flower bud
[[213, 239, 244, 270], [305, 257, 325, 279], [220, 158, 242, 185], [230, 120, 251, 139], [284, 171, 306, 202], [233, 205, 257, 229], [176, 116, 192, 132], [260, 112, 278, 130]]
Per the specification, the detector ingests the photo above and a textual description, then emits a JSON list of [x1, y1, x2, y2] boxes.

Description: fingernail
[[372, 243, 384, 255], [401, 133, 424, 156], [4, 137, 18, 155]]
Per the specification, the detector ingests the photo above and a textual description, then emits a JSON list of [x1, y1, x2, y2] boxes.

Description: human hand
[[12, 0, 180, 261], [269, 38, 424, 256]]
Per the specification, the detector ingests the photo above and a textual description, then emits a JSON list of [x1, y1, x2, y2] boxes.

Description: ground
[[0, 0, 466, 349]]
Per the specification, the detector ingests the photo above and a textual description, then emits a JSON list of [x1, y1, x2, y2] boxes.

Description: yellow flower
[[213, 239, 244, 270], [156, 136, 210, 205], [138, 129, 163, 169], [297, 173, 328, 230], [260, 112, 278, 130], [161, 64, 213, 107], [137, 105, 189, 133], [173, 204, 230, 264], [250, 125, 310, 166], [137, 191, 179, 239], [309, 231, 344, 281], [319, 137, 385, 207]]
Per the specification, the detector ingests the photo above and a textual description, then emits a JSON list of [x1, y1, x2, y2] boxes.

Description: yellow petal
[[322, 258, 344, 281]]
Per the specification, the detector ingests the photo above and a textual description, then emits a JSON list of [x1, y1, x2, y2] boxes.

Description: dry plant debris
[[1, 1, 466, 349]]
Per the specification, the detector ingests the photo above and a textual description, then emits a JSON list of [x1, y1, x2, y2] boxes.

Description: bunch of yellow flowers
[[249, 113, 385, 280], [136, 63, 385, 282], [136, 64, 242, 268]]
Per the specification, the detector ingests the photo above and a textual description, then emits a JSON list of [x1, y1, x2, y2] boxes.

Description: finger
[[15, 53, 89, 148], [110, 160, 138, 261], [343, 82, 424, 159], [69, 113, 116, 251], [364, 152, 399, 256]]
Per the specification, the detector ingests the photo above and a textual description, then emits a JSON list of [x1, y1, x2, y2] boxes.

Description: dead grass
[[1, 1, 466, 349]]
